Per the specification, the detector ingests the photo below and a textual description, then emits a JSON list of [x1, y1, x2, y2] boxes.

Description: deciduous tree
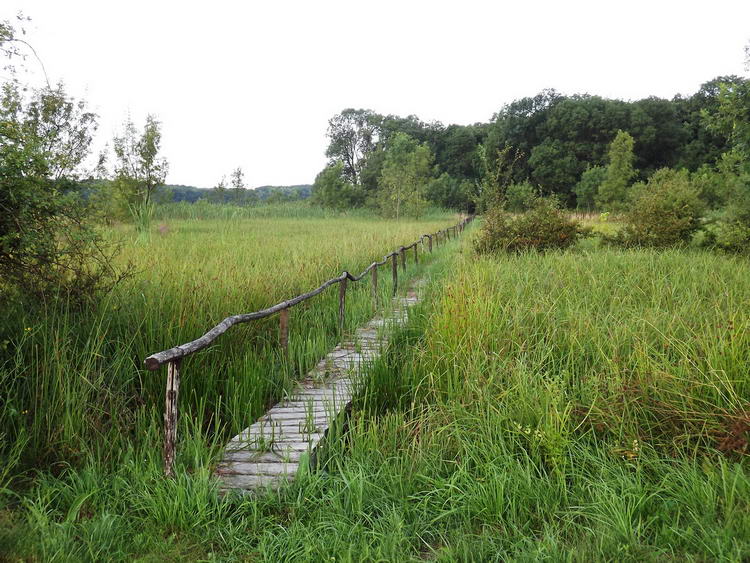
[[378, 133, 433, 219], [596, 130, 636, 212]]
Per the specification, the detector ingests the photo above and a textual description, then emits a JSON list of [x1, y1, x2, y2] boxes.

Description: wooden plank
[[215, 273, 429, 492], [216, 461, 300, 476]]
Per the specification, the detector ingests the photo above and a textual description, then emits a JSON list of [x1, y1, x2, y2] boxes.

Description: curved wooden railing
[[145, 215, 474, 475]]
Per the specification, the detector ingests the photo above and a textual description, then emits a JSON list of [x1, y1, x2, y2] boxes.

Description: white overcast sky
[[3, 0, 749, 188]]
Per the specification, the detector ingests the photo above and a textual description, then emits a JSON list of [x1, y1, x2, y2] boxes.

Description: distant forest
[[312, 74, 747, 214], [163, 184, 312, 203]]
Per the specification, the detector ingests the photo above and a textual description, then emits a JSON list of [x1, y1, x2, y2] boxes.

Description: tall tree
[[596, 130, 636, 212], [325, 108, 380, 185], [378, 133, 433, 219], [230, 166, 247, 204], [112, 115, 168, 207], [210, 176, 228, 203]]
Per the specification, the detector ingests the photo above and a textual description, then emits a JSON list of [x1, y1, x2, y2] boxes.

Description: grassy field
[[2, 213, 749, 561], [351, 241, 750, 560], [0, 208, 460, 560]]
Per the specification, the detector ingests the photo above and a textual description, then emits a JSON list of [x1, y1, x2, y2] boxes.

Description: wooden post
[[338, 277, 347, 334], [428, 235, 433, 253], [164, 359, 180, 477], [279, 309, 289, 359], [414, 243, 418, 265], [400, 247, 406, 271], [391, 253, 398, 295], [371, 266, 378, 310]]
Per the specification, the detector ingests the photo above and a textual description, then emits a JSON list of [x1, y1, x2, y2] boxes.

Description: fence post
[[428, 235, 433, 253], [279, 309, 289, 359], [371, 266, 378, 310], [338, 277, 347, 334], [400, 246, 406, 272], [164, 358, 181, 477], [414, 243, 418, 265], [391, 253, 398, 295]]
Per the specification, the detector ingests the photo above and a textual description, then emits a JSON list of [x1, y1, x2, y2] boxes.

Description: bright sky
[[3, 0, 749, 188]]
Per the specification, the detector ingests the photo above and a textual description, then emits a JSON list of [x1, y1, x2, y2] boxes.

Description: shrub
[[504, 181, 538, 212], [474, 198, 587, 254], [700, 151, 750, 253], [608, 168, 705, 248], [0, 82, 126, 302]]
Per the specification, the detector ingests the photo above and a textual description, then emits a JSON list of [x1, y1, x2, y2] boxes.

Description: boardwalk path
[[215, 282, 423, 492]]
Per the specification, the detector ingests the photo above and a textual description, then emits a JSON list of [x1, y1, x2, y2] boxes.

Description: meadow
[[2, 211, 749, 561], [0, 207, 460, 557]]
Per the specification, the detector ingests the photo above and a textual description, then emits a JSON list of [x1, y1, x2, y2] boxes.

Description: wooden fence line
[[145, 215, 474, 476]]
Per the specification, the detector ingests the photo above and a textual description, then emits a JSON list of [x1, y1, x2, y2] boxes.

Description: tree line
[[313, 73, 748, 216]]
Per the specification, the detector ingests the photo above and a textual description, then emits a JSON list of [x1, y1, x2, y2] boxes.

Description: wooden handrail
[[146, 214, 474, 476], [144, 216, 473, 370]]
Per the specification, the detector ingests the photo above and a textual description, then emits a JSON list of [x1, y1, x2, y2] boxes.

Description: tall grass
[[0, 211, 455, 479], [2, 219, 747, 561]]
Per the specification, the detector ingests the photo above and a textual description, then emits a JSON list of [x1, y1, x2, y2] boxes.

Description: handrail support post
[[164, 358, 181, 478]]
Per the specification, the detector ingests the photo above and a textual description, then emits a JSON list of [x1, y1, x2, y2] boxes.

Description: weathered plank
[[215, 284, 426, 493]]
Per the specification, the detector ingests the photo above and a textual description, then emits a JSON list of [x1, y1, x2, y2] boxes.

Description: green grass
[[2, 215, 748, 561], [0, 208, 456, 481]]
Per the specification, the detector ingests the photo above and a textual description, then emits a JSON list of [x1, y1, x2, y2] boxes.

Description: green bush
[[474, 198, 587, 254], [609, 169, 705, 248], [504, 181, 538, 212], [700, 151, 750, 252]]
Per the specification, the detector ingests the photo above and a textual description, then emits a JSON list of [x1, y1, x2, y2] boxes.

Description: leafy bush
[[504, 181, 538, 212], [474, 198, 587, 254], [608, 169, 705, 248], [0, 82, 126, 301], [700, 151, 750, 253]]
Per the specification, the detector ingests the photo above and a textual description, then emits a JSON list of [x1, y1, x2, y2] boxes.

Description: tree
[[426, 172, 471, 211], [209, 176, 228, 203], [325, 108, 380, 185], [378, 133, 433, 219], [112, 114, 168, 209], [573, 166, 606, 210], [596, 130, 636, 212], [311, 162, 362, 210], [230, 166, 249, 204], [0, 32, 122, 300], [474, 143, 523, 212]]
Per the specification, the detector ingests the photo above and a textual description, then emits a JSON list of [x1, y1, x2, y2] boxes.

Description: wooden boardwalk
[[215, 286, 423, 492]]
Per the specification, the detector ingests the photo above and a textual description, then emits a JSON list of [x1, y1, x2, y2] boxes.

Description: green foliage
[[596, 130, 636, 212], [474, 198, 587, 254], [573, 165, 606, 210], [504, 180, 538, 212], [701, 151, 750, 252], [325, 108, 380, 185], [311, 162, 363, 210], [425, 172, 472, 211], [528, 138, 582, 199], [0, 80, 123, 300], [609, 169, 705, 248], [378, 133, 433, 219], [474, 143, 523, 212], [111, 115, 168, 216]]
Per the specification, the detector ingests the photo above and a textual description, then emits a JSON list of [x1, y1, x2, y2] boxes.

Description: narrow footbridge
[[143, 216, 473, 490], [215, 288, 419, 491]]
